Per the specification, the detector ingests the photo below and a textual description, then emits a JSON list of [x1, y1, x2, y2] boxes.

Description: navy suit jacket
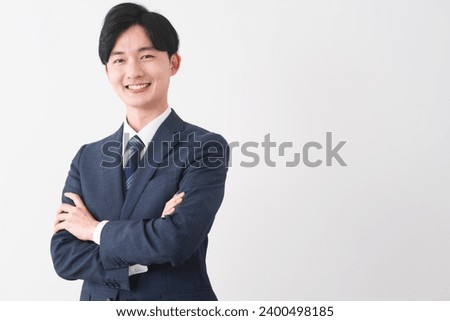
[[50, 110, 229, 301]]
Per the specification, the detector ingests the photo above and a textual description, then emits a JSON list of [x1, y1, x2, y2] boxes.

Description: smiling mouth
[[125, 83, 151, 90]]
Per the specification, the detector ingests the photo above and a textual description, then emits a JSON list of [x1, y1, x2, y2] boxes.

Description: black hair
[[98, 2, 179, 65]]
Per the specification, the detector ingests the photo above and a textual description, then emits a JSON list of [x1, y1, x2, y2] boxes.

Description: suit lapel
[[120, 110, 184, 220], [100, 125, 125, 220]]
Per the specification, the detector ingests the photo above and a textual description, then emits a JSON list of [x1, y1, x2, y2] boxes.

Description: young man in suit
[[51, 2, 228, 301]]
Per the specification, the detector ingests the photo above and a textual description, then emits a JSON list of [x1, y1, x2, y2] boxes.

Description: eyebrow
[[110, 46, 156, 56]]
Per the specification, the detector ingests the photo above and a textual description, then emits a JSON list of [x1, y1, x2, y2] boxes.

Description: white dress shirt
[[93, 107, 172, 276]]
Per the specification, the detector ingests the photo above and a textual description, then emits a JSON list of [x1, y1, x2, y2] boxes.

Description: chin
[[128, 101, 159, 110], [123, 97, 152, 107]]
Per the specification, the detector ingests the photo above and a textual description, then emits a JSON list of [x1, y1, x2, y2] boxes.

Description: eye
[[112, 58, 125, 64], [141, 54, 155, 60]]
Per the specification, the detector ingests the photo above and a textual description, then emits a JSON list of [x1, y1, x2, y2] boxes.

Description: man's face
[[106, 24, 180, 112]]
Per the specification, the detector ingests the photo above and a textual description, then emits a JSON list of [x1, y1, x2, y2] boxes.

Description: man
[[51, 2, 228, 301]]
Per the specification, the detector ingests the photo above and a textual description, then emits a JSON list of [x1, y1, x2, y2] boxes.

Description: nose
[[125, 59, 144, 79]]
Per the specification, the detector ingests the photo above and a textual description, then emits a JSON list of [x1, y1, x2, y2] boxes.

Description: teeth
[[127, 83, 150, 90]]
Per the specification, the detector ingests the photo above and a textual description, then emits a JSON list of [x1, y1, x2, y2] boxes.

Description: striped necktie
[[123, 135, 145, 190]]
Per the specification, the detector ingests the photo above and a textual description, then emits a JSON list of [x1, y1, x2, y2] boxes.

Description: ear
[[170, 53, 181, 76], [104, 64, 110, 79]]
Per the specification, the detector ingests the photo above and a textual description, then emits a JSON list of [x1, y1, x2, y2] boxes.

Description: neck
[[125, 104, 168, 132]]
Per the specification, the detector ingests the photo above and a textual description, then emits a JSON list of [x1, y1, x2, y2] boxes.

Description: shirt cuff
[[128, 264, 149, 276], [93, 220, 109, 245]]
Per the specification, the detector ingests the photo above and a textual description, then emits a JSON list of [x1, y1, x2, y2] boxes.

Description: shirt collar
[[122, 107, 172, 155]]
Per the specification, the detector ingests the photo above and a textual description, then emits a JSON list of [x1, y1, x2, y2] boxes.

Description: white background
[[0, 0, 449, 300]]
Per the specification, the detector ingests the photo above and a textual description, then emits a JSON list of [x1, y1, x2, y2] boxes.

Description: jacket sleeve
[[50, 145, 130, 291], [98, 133, 229, 268]]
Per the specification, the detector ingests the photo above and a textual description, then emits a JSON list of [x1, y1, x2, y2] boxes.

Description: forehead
[[112, 25, 153, 52]]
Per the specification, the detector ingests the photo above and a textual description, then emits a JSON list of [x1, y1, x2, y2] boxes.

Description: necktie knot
[[126, 135, 145, 154], [124, 135, 145, 190]]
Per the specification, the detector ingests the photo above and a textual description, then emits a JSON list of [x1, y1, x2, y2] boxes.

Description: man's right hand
[[161, 192, 185, 217]]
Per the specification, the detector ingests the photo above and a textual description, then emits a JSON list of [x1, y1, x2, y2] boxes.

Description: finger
[[162, 192, 185, 216], [167, 192, 184, 204], [57, 203, 73, 214], [172, 197, 183, 207], [175, 191, 185, 198], [163, 197, 182, 214], [55, 213, 69, 224], [162, 205, 175, 215], [64, 192, 85, 209], [54, 218, 62, 232], [54, 220, 67, 234], [54, 214, 69, 233], [171, 192, 185, 203], [53, 216, 59, 229], [162, 207, 175, 217]]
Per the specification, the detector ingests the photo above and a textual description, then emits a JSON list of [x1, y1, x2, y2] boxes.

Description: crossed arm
[[51, 133, 228, 290], [53, 192, 185, 241]]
